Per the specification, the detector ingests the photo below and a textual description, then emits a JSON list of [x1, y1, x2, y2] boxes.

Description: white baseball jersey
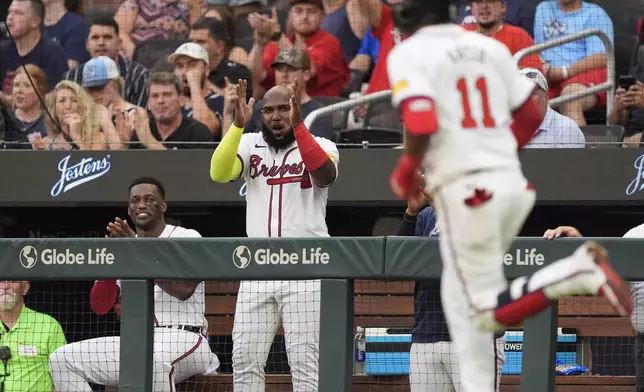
[[387, 25, 536, 191], [117, 224, 208, 331], [236, 132, 339, 238], [623, 224, 644, 333]]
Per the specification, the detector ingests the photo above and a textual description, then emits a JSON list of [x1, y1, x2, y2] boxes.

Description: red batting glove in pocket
[[464, 188, 493, 207]]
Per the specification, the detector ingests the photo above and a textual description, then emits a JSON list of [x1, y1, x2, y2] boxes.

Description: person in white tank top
[[49, 177, 220, 391]]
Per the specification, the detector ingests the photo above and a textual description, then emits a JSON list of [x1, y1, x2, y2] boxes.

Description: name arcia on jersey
[[248, 153, 312, 189]]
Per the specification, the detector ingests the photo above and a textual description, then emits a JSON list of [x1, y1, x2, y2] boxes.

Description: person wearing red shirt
[[247, 0, 349, 98], [463, 0, 543, 72], [353, 0, 399, 95]]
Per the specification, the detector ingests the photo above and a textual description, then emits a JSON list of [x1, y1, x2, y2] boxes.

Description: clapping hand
[[106, 217, 136, 238], [233, 79, 255, 128], [288, 78, 303, 127]]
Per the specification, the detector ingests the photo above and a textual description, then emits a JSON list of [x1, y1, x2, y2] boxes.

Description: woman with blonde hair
[[41, 81, 122, 150], [10, 64, 49, 148]]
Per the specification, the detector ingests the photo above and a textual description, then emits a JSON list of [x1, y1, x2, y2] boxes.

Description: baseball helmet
[[387, 0, 453, 35]]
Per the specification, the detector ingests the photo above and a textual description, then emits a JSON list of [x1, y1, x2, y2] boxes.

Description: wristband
[[562, 66, 570, 80]]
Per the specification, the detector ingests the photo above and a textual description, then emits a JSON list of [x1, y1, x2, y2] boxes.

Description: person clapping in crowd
[[82, 56, 143, 148], [168, 43, 224, 137], [41, 80, 122, 150]]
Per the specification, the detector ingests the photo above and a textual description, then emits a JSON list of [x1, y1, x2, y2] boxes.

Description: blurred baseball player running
[[386, 1, 632, 392], [49, 177, 219, 392], [210, 79, 339, 391]]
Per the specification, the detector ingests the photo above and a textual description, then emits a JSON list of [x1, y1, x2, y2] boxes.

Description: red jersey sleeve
[[307, 35, 350, 88], [373, 5, 392, 40], [260, 41, 279, 91]]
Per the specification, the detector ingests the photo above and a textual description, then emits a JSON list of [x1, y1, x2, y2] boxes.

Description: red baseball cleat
[[587, 241, 633, 317]]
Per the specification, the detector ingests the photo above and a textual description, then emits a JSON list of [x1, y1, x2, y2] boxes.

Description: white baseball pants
[[409, 338, 506, 392], [49, 328, 219, 392], [232, 280, 320, 392], [434, 169, 602, 392]]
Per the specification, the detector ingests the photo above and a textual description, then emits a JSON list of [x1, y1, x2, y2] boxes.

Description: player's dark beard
[[262, 124, 295, 151]]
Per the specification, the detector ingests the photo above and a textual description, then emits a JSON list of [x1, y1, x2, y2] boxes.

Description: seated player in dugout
[[534, 0, 614, 126], [0, 280, 67, 392]]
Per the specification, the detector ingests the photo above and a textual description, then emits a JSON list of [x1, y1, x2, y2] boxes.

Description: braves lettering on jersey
[[387, 25, 535, 191], [117, 224, 207, 331], [236, 133, 339, 238]]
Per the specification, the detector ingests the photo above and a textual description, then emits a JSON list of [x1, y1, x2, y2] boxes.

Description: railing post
[[520, 302, 558, 392], [119, 279, 154, 392], [318, 279, 354, 392]]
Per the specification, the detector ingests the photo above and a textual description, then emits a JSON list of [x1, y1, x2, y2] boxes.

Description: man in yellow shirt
[[0, 281, 66, 392]]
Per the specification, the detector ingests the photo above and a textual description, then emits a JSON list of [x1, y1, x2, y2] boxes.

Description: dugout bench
[[173, 281, 635, 392]]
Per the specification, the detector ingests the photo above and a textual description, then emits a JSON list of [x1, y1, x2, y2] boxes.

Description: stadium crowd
[[0, 0, 643, 391], [0, 0, 638, 150]]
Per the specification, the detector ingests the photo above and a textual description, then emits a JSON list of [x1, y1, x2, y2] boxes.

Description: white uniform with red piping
[[49, 225, 220, 391], [232, 132, 339, 392]]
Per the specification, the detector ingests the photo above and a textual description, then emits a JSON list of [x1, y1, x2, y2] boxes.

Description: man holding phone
[[608, 71, 644, 147]]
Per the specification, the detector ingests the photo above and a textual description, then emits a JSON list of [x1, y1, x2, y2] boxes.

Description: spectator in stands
[[41, 80, 121, 150], [320, 0, 364, 64], [345, 25, 379, 96], [42, 0, 90, 69], [248, 0, 350, 98], [82, 56, 143, 148], [168, 42, 223, 136], [395, 179, 506, 392], [351, 0, 398, 95], [608, 71, 644, 147], [520, 68, 585, 148], [64, 15, 149, 108], [0, 0, 68, 107], [114, 0, 204, 60], [457, 0, 537, 37], [0, 280, 67, 392], [203, 5, 250, 65], [249, 48, 334, 139], [190, 17, 253, 98], [206, 0, 266, 18], [9, 65, 48, 147], [534, 0, 614, 126], [464, 0, 542, 72], [127, 72, 216, 149]]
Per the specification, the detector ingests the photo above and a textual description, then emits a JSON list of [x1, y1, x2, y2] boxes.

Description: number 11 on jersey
[[457, 77, 497, 129]]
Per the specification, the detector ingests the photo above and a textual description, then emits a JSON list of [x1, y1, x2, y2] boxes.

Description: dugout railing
[[3, 237, 642, 392], [305, 29, 616, 130]]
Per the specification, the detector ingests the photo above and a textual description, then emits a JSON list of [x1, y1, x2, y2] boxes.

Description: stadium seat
[[312, 96, 350, 133], [600, 5, 640, 36], [580, 125, 624, 147], [615, 33, 639, 77], [364, 100, 402, 130], [132, 39, 188, 71]]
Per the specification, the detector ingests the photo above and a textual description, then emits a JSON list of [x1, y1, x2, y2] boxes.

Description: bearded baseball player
[[386, 1, 632, 392], [210, 78, 338, 392], [49, 177, 220, 392]]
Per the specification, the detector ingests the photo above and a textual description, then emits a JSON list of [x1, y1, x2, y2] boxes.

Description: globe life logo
[[40, 248, 115, 265]]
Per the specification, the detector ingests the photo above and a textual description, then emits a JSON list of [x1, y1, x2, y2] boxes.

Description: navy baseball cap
[[82, 56, 120, 88]]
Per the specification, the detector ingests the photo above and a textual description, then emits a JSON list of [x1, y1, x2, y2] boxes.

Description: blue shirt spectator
[[44, 11, 90, 66], [356, 26, 380, 65], [534, 1, 614, 68], [322, 4, 362, 64], [456, 0, 536, 37]]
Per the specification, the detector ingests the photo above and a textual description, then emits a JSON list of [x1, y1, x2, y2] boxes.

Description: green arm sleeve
[[210, 124, 245, 183]]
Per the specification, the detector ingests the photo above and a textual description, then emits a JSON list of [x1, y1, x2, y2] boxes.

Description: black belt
[[158, 325, 204, 336]]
